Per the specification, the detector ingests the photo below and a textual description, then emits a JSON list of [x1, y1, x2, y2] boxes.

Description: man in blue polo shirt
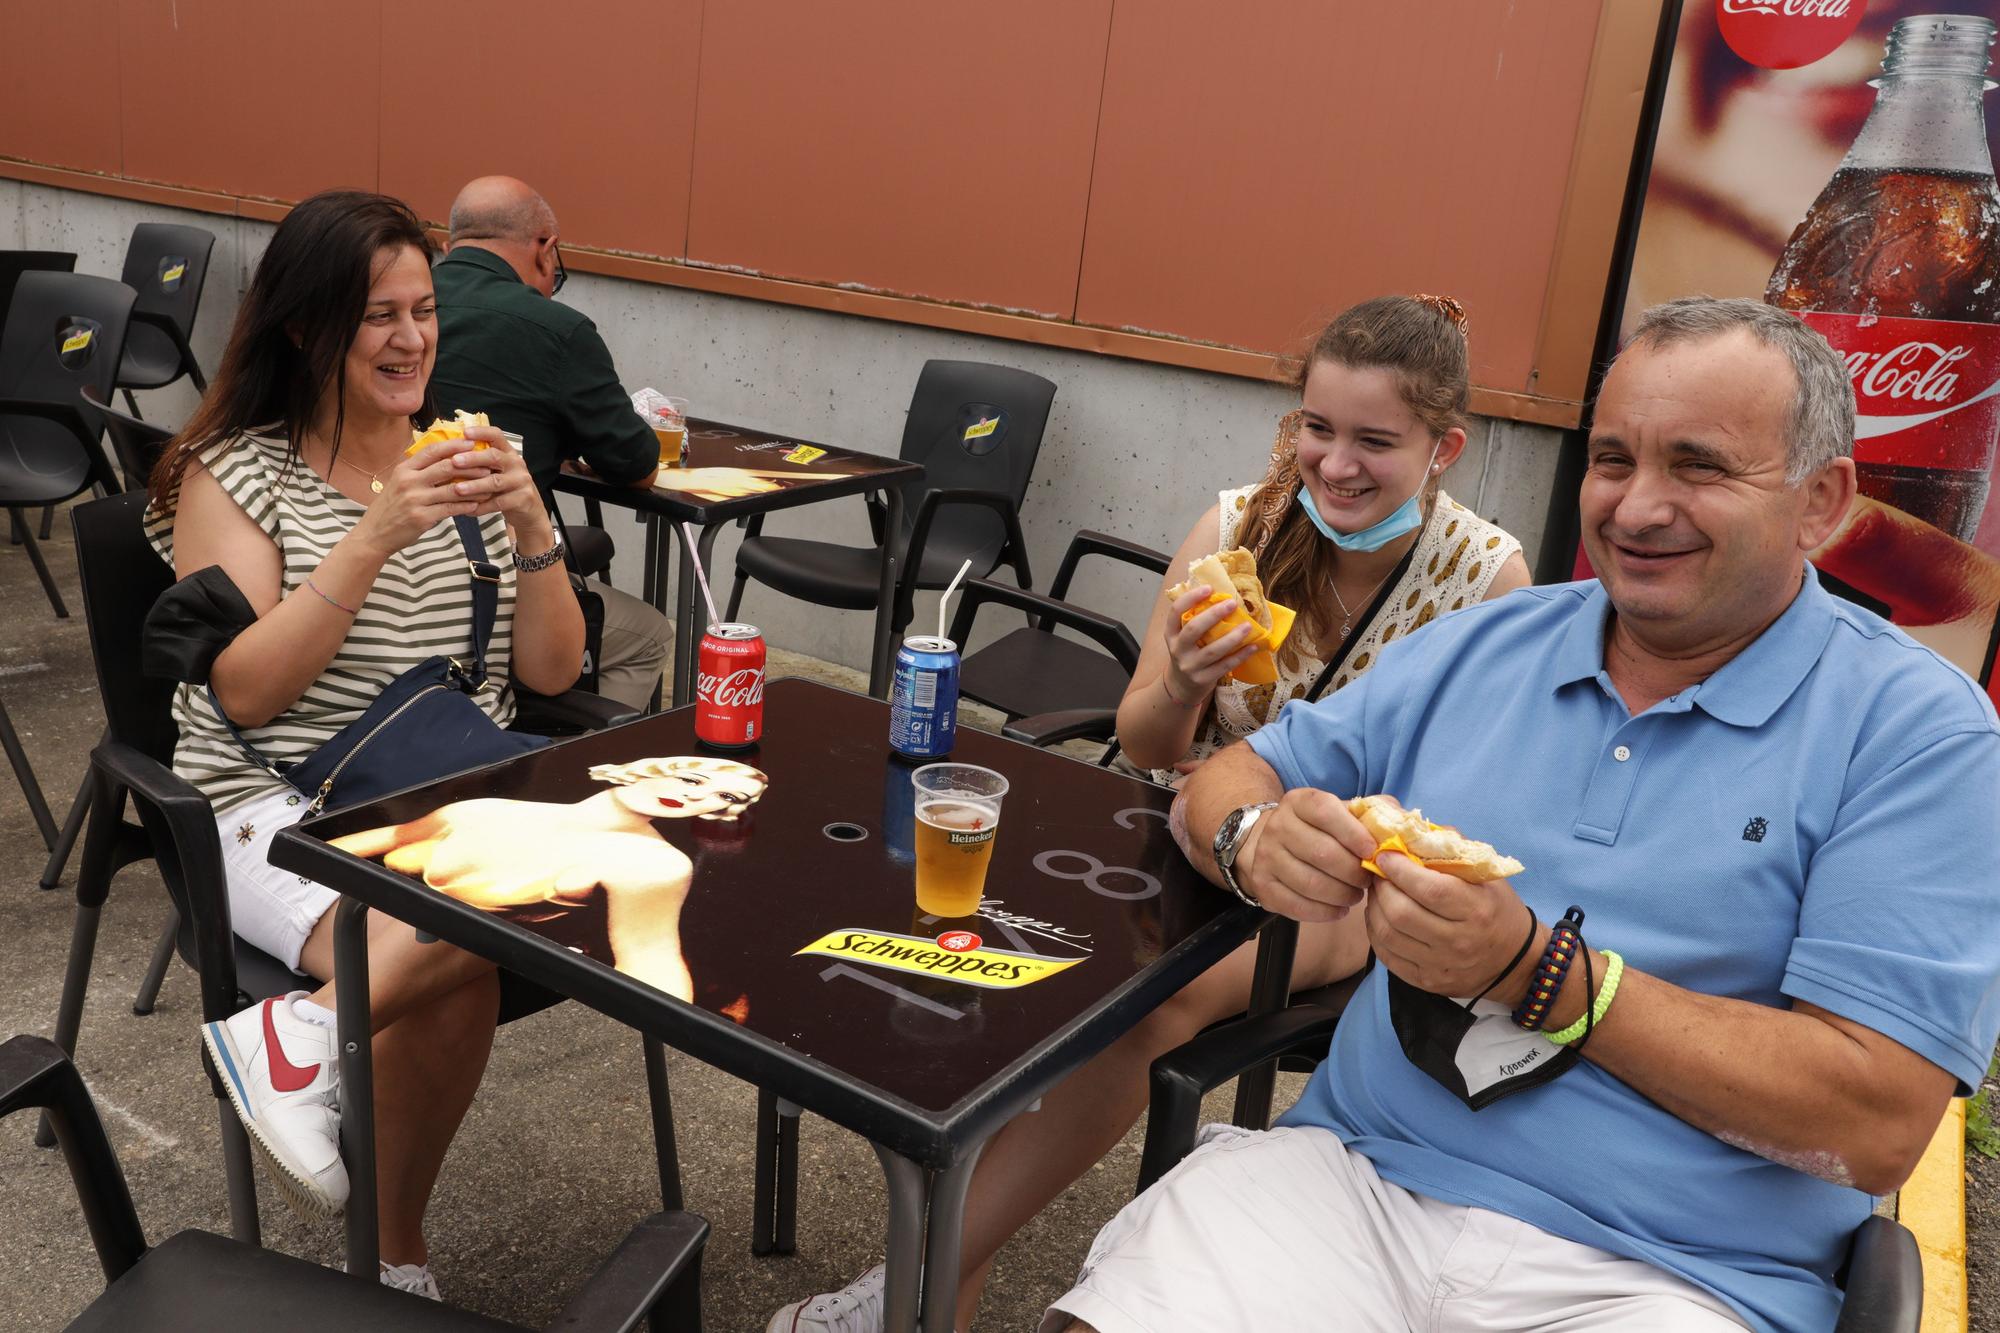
[[1046, 298, 2000, 1333]]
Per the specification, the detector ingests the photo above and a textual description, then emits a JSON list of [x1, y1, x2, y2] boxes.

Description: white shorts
[[215, 787, 338, 972], [1043, 1124, 1748, 1333]]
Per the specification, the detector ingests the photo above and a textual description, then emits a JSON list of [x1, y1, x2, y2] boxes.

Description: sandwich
[[1348, 794, 1523, 883], [1169, 548, 1271, 631], [407, 408, 500, 456]]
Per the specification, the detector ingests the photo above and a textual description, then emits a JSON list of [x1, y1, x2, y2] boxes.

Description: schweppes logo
[[797, 928, 1084, 989], [963, 415, 999, 441], [61, 330, 92, 355]]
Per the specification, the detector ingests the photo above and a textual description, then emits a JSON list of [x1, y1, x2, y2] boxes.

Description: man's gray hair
[[447, 190, 555, 247], [1622, 297, 1855, 483]]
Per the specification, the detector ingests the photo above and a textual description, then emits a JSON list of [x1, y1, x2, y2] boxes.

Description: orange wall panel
[[117, 0, 379, 202], [1076, 0, 1604, 394], [0, 1, 123, 175], [378, 0, 703, 254], [686, 0, 1111, 318]]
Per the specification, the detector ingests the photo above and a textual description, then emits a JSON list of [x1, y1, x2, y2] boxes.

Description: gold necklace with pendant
[[335, 453, 388, 494]]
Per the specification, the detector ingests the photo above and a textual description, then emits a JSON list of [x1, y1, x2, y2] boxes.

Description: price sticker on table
[[783, 444, 827, 465]]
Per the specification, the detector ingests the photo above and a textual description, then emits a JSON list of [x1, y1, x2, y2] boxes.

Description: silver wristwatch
[[1212, 801, 1278, 907], [513, 532, 566, 574]]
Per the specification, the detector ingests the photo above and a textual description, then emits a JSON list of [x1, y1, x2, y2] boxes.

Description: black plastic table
[[271, 678, 1263, 1333], [553, 419, 924, 703]]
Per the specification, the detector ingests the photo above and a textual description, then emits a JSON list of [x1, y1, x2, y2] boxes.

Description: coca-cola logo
[[1798, 311, 2000, 473], [698, 666, 765, 707], [1842, 342, 1971, 405], [1716, 0, 1862, 70]]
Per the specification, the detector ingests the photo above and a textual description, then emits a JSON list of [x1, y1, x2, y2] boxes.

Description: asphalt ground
[[0, 499, 1284, 1332]]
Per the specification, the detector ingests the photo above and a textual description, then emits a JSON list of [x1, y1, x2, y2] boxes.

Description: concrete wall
[[3, 182, 1568, 669]]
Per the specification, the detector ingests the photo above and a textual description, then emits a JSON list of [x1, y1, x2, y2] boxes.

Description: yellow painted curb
[[1901, 1098, 1967, 1333]]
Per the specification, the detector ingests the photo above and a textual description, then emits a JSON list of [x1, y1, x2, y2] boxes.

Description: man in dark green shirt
[[430, 176, 667, 710]]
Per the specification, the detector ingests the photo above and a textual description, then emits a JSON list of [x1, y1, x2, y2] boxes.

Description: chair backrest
[[72, 492, 178, 765], [0, 272, 135, 498], [118, 223, 214, 345], [0, 250, 76, 331], [894, 359, 1056, 552], [81, 383, 172, 491]]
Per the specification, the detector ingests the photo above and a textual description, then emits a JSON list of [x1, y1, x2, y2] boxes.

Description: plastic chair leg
[[724, 568, 748, 622], [36, 901, 102, 1148], [122, 388, 143, 419], [131, 906, 179, 1014], [0, 697, 58, 850], [40, 770, 90, 889], [37, 504, 53, 540], [9, 510, 69, 618], [219, 1101, 262, 1246]]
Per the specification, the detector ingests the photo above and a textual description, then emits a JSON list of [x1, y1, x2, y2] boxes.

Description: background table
[[273, 678, 1262, 1333], [554, 419, 924, 703]]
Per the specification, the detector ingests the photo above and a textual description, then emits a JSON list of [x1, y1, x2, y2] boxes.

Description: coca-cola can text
[[697, 622, 765, 750]]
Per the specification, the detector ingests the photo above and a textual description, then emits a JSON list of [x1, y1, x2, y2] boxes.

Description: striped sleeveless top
[[1152, 485, 1519, 784], [145, 432, 520, 815]]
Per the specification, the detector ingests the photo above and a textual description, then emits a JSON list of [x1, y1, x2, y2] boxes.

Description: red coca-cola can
[[696, 622, 765, 750]]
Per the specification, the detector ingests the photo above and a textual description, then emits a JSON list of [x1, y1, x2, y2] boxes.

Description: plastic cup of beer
[[653, 396, 689, 466], [912, 763, 1008, 917]]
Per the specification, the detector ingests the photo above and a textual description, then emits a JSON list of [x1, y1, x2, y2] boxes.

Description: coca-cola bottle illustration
[[1768, 13, 2000, 543]]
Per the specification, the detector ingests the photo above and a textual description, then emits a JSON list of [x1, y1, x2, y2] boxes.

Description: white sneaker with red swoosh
[[202, 990, 348, 1219]]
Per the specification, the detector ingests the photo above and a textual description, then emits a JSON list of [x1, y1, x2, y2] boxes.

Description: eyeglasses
[[551, 240, 567, 295]]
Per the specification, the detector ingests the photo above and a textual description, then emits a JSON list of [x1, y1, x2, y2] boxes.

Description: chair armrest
[[1833, 1214, 1924, 1332], [129, 308, 200, 370], [1136, 1001, 1348, 1194], [0, 395, 123, 493], [90, 741, 239, 1022], [947, 577, 1141, 671], [514, 688, 642, 736], [1049, 529, 1171, 601], [545, 1210, 710, 1333], [1002, 708, 1120, 748], [0, 1035, 148, 1282], [904, 487, 1034, 600]]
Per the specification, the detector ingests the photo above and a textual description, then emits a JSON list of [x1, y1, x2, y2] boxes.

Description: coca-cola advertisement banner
[[1617, 0, 2000, 705]]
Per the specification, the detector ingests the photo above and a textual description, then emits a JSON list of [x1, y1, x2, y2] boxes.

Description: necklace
[[1329, 563, 1399, 640], [334, 453, 387, 494]]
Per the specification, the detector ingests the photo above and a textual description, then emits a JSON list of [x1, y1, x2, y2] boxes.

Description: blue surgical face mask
[[1300, 438, 1442, 552]]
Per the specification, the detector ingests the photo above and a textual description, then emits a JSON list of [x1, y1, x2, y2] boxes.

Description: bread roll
[[408, 408, 497, 456], [1348, 794, 1523, 883], [1169, 548, 1271, 629]]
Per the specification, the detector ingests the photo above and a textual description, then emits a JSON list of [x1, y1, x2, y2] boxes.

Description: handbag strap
[[1301, 534, 1424, 705], [208, 516, 504, 774], [451, 514, 503, 684]]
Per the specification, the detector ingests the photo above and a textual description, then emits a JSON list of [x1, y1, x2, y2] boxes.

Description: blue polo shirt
[[1249, 574, 2000, 1333]]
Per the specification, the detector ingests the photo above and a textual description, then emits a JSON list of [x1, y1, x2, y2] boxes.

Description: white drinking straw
[[681, 523, 724, 629], [939, 557, 973, 642]]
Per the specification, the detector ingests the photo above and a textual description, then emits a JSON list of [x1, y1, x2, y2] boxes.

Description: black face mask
[[1387, 975, 1580, 1110], [1385, 906, 1587, 1111]]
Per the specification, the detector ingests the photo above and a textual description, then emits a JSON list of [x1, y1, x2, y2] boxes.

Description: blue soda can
[[889, 635, 960, 758]]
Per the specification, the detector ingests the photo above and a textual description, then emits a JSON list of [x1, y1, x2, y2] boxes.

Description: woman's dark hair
[[148, 189, 435, 514]]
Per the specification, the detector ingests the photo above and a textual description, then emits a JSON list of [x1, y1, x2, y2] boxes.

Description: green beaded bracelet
[[1547, 950, 1624, 1047]]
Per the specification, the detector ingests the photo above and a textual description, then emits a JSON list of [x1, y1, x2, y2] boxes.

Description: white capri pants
[[214, 787, 339, 972], [1043, 1124, 1749, 1333]]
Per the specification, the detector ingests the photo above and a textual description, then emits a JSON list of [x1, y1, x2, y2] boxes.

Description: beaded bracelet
[[1547, 950, 1624, 1047], [1511, 905, 1585, 1031]]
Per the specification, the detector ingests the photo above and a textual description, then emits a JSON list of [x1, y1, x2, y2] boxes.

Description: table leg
[[917, 1142, 984, 1333], [871, 1146, 927, 1333], [671, 522, 726, 708], [641, 1036, 684, 1210], [335, 897, 379, 1278], [867, 489, 905, 700], [643, 513, 663, 610], [1230, 914, 1298, 1129]]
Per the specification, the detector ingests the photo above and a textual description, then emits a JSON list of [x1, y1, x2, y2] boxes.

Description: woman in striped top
[[146, 191, 583, 1299]]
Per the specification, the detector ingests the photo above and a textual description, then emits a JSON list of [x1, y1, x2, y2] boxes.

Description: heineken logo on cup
[[1716, 0, 1862, 70]]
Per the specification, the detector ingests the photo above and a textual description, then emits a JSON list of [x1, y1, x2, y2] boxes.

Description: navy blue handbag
[[214, 516, 547, 815]]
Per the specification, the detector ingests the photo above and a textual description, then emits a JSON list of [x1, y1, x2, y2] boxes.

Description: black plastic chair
[[80, 382, 172, 491], [1134, 954, 1924, 1332], [0, 252, 80, 545], [39, 493, 653, 1245], [2, 693, 59, 851], [113, 223, 213, 417], [725, 359, 1053, 675], [5, 1034, 708, 1332], [947, 528, 1167, 768], [0, 271, 134, 617]]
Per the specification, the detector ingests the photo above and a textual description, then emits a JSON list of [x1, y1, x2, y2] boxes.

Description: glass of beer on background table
[[653, 395, 688, 466], [912, 763, 1008, 917]]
